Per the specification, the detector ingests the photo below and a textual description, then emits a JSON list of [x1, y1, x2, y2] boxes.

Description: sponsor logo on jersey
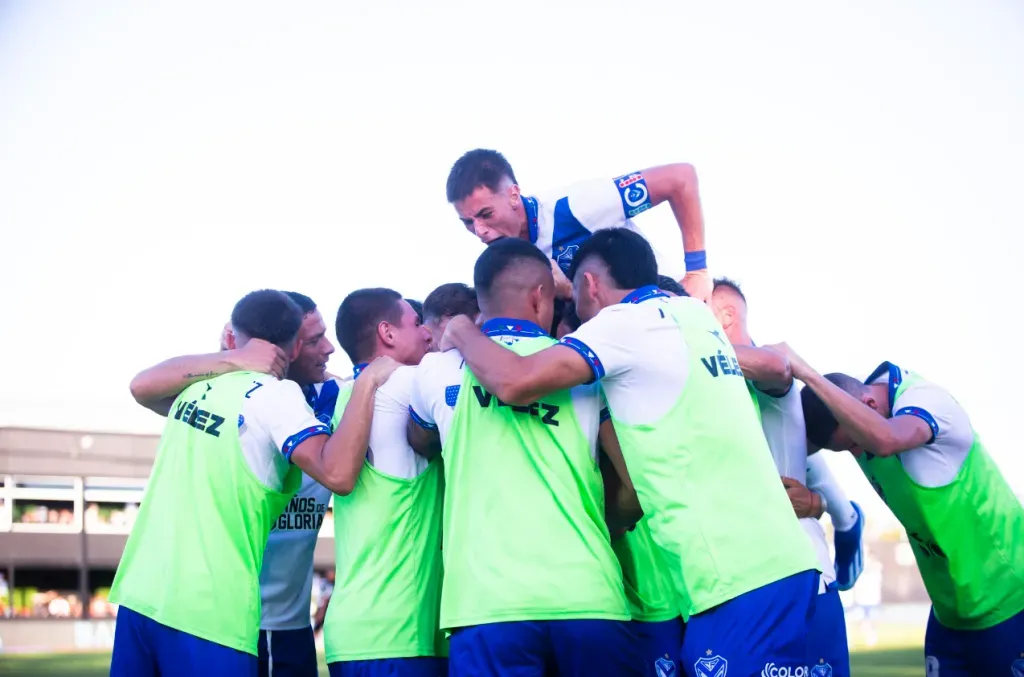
[[273, 495, 328, 531], [761, 665, 808, 677], [472, 385, 560, 426], [700, 350, 744, 379], [694, 653, 728, 677], [655, 656, 678, 677], [614, 172, 653, 217], [810, 661, 833, 677]]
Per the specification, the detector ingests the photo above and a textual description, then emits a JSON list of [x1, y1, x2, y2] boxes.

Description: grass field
[[0, 648, 924, 677]]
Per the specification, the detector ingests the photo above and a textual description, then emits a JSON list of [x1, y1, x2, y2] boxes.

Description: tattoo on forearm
[[185, 371, 214, 379]]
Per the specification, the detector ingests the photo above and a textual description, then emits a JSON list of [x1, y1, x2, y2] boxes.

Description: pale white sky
[[1, 1, 1022, 511]]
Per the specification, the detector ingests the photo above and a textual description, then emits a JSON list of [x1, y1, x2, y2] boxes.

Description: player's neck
[[367, 346, 413, 368], [728, 327, 753, 346], [515, 210, 530, 240]]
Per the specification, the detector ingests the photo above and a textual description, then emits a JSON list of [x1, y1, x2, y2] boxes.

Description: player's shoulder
[[417, 350, 465, 380], [375, 364, 418, 406]]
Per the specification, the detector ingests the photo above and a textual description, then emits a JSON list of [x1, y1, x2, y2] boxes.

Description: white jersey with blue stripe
[[524, 172, 654, 275], [259, 379, 340, 631]]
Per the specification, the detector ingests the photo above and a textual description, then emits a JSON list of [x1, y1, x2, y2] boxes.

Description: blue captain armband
[[894, 406, 938, 444], [613, 172, 653, 218], [409, 406, 437, 430], [281, 424, 331, 462]]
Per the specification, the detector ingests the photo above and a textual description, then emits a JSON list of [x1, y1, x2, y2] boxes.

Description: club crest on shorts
[[694, 651, 728, 677], [810, 660, 833, 677], [654, 655, 677, 677]]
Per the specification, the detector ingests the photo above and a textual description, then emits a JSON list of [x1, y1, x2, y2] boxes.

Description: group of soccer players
[[107, 150, 1024, 677]]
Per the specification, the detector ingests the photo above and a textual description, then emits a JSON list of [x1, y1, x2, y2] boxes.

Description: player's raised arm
[[775, 343, 934, 458], [637, 163, 709, 302], [733, 344, 793, 396], [290, 357, 401, 495], [129, 339, 287, 416], [441, 315, 593, 407], [598, 417, 643, 534]]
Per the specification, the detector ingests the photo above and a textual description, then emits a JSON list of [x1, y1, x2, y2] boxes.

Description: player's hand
[[782, 476, 824, 519], [361, 356, 401, 388], [550, 259, 574, 300], [219, 322, 235, 351], [681, 269, 712, 304], [764, 342, 813, 381], [439, 314, 477, 353], [226, 339, 288, 379]]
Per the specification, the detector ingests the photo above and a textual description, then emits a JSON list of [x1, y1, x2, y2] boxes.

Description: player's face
[[390, 300, 432, 366], [288, 310, 335, 386], [455, 185, 524, 244]]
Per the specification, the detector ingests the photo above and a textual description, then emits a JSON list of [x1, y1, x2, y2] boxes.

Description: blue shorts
[[924, 606, 1024, 677], [681, 570, 818, 677], [449, 619, 644, 677], [110, 605, 257, 677], [633, 618, 685, 677], [258, 627, 318, 677], [327, 658, 447, 677], [806, 587, 849, 677]]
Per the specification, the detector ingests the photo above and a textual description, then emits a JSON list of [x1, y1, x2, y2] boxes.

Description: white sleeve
[[244, 378, 330, 461], [563, 172, 654, 230], [560, 305, 639, 382], [366, 366, 429, 479], [892, 381, 973, 454], [891, 379, 974, 487], [409, 351, 463, 442]]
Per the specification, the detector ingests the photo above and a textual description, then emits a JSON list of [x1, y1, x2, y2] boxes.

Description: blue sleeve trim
[[281, 424, 331, 462], [894, 406, 938, 444], [559, 336, 605, 382], [599, 407, 611, 423], [409, 406, 437, 430], [613, 172, 653, 218]]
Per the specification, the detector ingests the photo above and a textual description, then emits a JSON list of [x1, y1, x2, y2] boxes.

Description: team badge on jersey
[[694, 652, 728, 677], [613, 171, 653, 218], [810, 660, 833, 677], [655, 656, 677, 677], [556, 244, 579, 269]]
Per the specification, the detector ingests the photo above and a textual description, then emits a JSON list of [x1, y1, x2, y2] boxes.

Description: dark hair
[[283, 291, 317, 314], [713, 277, 746, 302], [657, 275, 688, 297], [230, 289, 304, 347], [801, 373, 868, 448], [552, 298, 581, 335], [568, 227, 658, 290], [423, 283, 479, 322], [335, 288, 404, 364], [446, 149, 518, 203], [406, 299, 423, 322], [474, 237, 551, 299]]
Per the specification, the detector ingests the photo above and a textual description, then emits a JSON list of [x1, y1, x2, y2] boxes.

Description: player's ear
[[287, 338, 304, 362], [508, 182, 521, 207], [862, 394, 879, 412], [378, 320, 395, 348], [222, 323, 237, 351]]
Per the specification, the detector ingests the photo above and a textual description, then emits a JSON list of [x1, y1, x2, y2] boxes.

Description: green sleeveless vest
[[322, 384, 445, 662], [857, 367, 1024, 629], [110, 372, 301, 655], [611, 517, 680, 622], [440, 328, 629, 629], [608, 300, 819, 617]]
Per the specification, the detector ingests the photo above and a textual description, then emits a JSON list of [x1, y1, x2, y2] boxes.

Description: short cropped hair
[[568, 227, 658, 290], [446, 149, 518, 203], [713, 277, 746, 302], [801, 373, 868, 448], [230, 290, 304, 347], [474, 237, 551, 299], [335, 288, 404, 364], [283, 291, 317, 315], [423, 283, 479, 322], [657, 275, 688, 297], [406, 299, 423, 322]]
